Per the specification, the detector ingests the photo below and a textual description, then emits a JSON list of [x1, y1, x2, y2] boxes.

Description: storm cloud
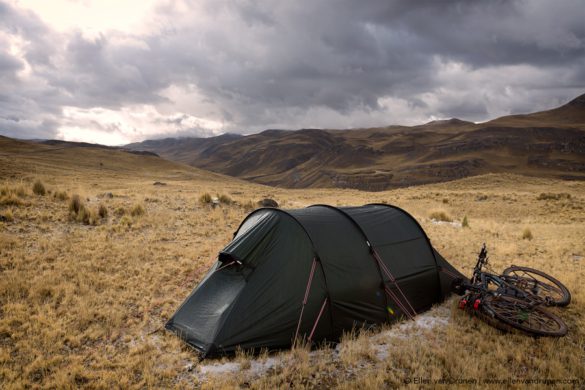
[[1, 0, 584, 144]]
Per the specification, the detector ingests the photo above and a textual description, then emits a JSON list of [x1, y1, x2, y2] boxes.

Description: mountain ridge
[[124, 93, 585, 190]]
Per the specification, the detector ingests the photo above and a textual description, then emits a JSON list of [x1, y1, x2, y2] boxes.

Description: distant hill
[[38, 139, 160, 157], [0, 135, 229, 183], [125, 94, 585, 191]]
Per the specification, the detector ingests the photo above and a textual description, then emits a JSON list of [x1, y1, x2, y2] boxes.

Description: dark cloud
[[0, 0, 584, 143]]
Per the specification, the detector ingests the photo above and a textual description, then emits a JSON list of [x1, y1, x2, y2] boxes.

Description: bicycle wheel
[[481, 295, 567, 337], [503, 266, 571, 307]]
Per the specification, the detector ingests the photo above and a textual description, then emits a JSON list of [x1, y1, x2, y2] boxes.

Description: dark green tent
[[166, 204, 464, 357]]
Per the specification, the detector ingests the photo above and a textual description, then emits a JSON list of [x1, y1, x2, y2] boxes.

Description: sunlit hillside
[[0, 138, 584, 388]]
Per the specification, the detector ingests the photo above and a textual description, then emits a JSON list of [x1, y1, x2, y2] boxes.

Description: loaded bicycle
[[453, 244, 571, 336]]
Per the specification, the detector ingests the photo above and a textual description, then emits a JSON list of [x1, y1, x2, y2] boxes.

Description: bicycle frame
[[463, 244, 544, 307]]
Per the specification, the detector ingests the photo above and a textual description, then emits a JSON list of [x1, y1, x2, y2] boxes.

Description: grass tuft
[[462, 215, 469, 228], [0, 208, 14, 222], [32, 180, 46, 196], [114, 206, 126, 216], [218, 193, 233, 205], [68, 194, 99, 225], [53, 190, 68, 201], [429, 210, 452, 222], [522, 227, 533, 240], [0, 193, 24, 206], [69, 194, 83, 214], [98, 204, 108, 219], [199, 192, 212, 204], [130, 203, 145, 217]]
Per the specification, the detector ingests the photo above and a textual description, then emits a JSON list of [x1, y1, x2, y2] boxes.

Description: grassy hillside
[[0, 138, 584, 388], [127, 94, 585, 191]]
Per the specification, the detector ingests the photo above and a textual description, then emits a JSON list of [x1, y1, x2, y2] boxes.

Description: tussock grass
[[68, 194, 99, 225], [0, 193, 25, 206], [130, 203, 145, 217], [218, 193, 233, 205], [0, 208, 14, 222], [0, 184, 29, 206], [522, 227, 533, 240], [32, 180, 46, 196], [98, 204, 108, 219], [462, 215, 469, 228], [53, 190, 68, 201], [429, 210, 453, 222], [199, 192, 212, 204]]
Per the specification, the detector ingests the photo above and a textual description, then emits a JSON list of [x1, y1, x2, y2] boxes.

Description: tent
[[166, 204, 464, 357]]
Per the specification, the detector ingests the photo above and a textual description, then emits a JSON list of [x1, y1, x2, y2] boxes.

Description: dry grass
[[522, 227, 534, 240], [32, 180, 46, 196], [0, 141, 584, 388], [130, 203, 145, 217], [429, 210, 453, 222], [199, 192, 212, 204]]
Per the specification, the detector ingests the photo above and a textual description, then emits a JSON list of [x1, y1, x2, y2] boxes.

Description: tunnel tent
[[165, 204, 464, 358]]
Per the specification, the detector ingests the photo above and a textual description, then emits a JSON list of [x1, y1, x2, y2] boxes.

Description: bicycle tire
[[503, 266, 571, 307], [481, 295, 567, 337]]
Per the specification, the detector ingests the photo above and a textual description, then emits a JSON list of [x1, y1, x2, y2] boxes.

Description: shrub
[[522, 228, 533, 240], [199, 192, 212, 204], [32, 180, 46, 196], [130, 203, 145, 217], [429, 210, 452, 222], [462, 215, 469, 228], [114, 206, 126, 217], [98, 204, 108, 219]]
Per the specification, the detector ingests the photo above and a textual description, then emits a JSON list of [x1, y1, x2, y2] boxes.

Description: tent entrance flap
[[165, 269, 245, 353]]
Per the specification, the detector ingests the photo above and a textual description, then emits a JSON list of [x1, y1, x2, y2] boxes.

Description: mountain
[[130, 94, 583, 190]]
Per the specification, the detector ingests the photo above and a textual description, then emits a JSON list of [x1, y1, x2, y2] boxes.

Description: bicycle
[[452, 244, 571, 337]]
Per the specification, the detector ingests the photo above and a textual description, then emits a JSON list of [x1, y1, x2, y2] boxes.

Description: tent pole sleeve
[[384, 286, 414, 321], [308, 297, 328, 342], [367, 203, 445, 301], [293, 257, 317, 345], [373, 249, 417, 319]]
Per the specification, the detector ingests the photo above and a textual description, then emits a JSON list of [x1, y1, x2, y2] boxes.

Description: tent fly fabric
[[166, 204, 465, 358]]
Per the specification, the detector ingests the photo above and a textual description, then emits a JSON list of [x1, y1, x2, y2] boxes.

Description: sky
[[0, 0, 584, 145]]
